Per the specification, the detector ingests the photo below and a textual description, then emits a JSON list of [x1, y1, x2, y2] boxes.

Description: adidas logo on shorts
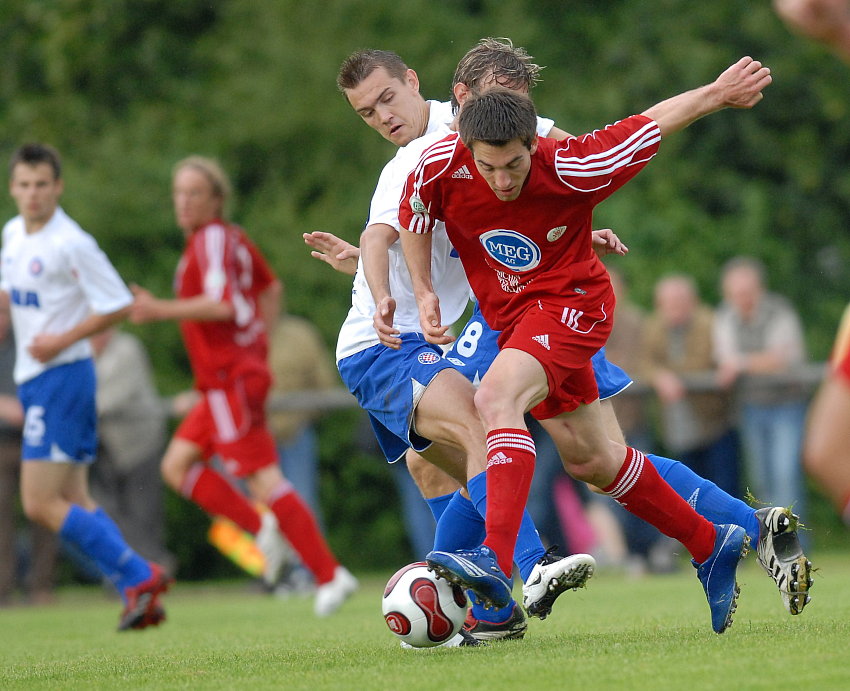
[[451, 165, 474, 180], [532, 334, 550, 350]]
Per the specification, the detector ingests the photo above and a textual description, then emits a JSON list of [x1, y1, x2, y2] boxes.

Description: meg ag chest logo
[[479, 229, 540, 272]]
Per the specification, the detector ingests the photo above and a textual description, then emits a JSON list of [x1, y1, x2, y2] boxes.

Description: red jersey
[[399, 115, 661, 333], [175, 220, 276, 389]]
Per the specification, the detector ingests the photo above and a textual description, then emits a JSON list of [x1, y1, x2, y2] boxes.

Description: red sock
[[182, 463, 261, 534], [603, 447, 717, 563], [268, 481, 338, 585], [482, 428, 536, 576]]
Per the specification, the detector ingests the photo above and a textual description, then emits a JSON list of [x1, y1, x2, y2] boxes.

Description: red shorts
[[175, 370, 278, 478], [499, 297, 612, 419]]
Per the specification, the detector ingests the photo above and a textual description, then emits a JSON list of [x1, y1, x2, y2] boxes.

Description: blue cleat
[[693, 523, 749, 634], [426, 546, 513, 610]]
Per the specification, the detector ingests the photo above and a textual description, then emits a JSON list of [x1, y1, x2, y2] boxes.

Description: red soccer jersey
[[175, 220, 276, 389], [399, 115, 661, 334]]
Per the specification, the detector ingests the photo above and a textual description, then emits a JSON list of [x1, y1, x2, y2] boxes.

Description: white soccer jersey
[[1, 207, 133, 384], [336, 100, 556, 361]]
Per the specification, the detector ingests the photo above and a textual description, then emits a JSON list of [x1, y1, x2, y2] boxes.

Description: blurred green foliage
[[1, 1, 848, 575]]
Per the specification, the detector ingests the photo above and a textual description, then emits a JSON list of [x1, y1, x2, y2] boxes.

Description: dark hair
[[9, 143, 62, 179], [337, 49, 408, 96], [451, 37, 543, 113], [458, 88, 538, 151]]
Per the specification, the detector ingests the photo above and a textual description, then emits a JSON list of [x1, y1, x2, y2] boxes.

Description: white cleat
[[314, 565, 358, 617], [755, 507, 813, 615], [256, 511, 294, 587], [522, 552, 595, 620]]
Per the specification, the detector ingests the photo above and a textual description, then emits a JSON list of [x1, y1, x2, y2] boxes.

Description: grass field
[[2, 552, 848, 690]]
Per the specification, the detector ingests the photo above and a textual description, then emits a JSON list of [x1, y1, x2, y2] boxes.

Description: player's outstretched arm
[[303, 231, 360, 276], [398, 228, 453, 345], [643, 57, 772, 137]]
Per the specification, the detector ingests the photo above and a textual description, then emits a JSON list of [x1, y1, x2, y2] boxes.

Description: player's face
[[172, 167, 221, 234], [346, 67, 429, 147], [470, 138, 537, 201], [9, 163, 63, 232]]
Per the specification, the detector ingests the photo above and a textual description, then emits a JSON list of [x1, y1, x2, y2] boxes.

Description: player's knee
[[473, 382, 519, 427]]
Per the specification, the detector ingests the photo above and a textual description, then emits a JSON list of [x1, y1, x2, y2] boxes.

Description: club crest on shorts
[[480, 229, 540, 272], [417, 351, 441, 365]]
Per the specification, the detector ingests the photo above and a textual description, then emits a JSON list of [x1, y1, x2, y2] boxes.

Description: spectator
[[0, 296, 58, 606], [268, 301, 339, 524], [713, 256, 809, 516], [89, 327, 175, 573], [644, 274, 741, 497]]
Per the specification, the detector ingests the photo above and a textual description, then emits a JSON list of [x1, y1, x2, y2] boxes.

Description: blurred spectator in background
[[774, 0, 850, 63], [804, 303, 850, 527], [90, 327, 174, 573], [644, 274, 741, 498], [266, 298, 339, 594], [714, 256, 808, 516], [0, 296, 58, 606], [599, 267, 671, 573], [268, 299, 339, 525]]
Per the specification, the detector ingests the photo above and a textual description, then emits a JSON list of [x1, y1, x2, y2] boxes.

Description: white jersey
[[1, 207, 133, 384], [335, 100, 555, 361]]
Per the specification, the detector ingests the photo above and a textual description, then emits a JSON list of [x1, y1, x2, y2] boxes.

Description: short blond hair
[[173, 156, 232, 216]]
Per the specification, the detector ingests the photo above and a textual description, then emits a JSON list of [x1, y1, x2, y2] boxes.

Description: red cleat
[[118, 563, 173, 632]]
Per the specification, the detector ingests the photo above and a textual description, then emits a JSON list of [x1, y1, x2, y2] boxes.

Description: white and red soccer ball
[[382, 562, 467, 647]]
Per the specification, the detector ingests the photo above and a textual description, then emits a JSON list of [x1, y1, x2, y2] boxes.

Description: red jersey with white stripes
[[176, 220, 276, 389], [399, 115, 661, 333]]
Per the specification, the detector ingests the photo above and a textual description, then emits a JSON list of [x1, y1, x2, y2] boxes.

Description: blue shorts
[[445, 303, 632, 399], [338, 334, 460, 463], [18, 359, 97, 463]]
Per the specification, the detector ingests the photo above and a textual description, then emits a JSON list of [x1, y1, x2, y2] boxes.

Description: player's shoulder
[[410, 131, 463, 184]]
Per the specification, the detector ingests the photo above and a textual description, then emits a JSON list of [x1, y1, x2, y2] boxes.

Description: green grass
[[2, 553, 849, 690]]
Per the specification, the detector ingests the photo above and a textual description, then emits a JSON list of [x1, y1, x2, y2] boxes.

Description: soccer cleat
[[754, 506, 813, 615], [693, 523, 749, 634], [400, 628, 486, 649], [522, 550, 596, 620], [426, 546, 512, 611], [256, 511, 294, 587], [118, 563, 173, 632], [463, 601, 527, 641], [314, 565, 358, 617]]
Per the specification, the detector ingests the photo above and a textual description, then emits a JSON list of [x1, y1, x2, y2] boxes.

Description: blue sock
[[60, 505, 151, 600], [648, 454, 759, 544], [433, 491, 485, 552], [424, 492, 454, 524], [467, 472, 545, 582]]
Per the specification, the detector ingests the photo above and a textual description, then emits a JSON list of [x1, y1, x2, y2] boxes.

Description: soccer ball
[[382, 561, 468, 648]]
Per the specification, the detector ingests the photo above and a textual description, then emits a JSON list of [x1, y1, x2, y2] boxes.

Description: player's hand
[[374, 296, 402, 349], [304, 231, 360, 276], [714, 57, 772, 109], [128, 284, 160, 324], [27, 333, 68, 363], [591, 228, 628, 258], [418, 292, 454, 345]]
